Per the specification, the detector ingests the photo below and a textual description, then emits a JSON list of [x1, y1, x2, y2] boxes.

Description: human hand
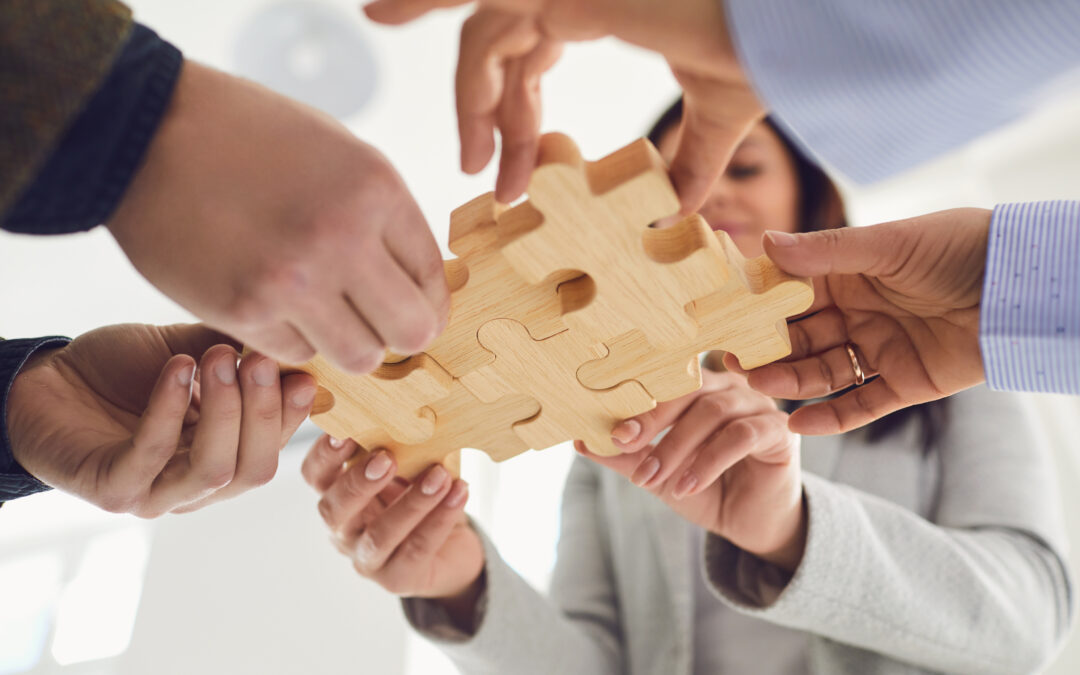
[[107, 62, 449, 374], [581, 369, 805, 572], [724, 208, 990, 435], [364, 0, 764, 212], [6, 323, 315, 516], [301, 436, 483, 622]]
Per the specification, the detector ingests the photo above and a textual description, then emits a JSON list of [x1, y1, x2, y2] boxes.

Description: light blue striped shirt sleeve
[[981, 202, 1080, 394], [723, 0, 1080, 184]]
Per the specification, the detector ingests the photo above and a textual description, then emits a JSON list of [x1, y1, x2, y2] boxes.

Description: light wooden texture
[[474, 319, 655, 456], [498, 133, 731, 349], [284, 133, 813, 479], [576, 226, 815, 401]]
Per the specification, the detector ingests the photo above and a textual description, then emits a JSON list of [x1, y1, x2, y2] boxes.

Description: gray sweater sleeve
[[705, 389, 1073, 674], [402, 457, 623, 674]]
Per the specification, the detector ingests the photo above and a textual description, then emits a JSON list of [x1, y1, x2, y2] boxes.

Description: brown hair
[[647, 98, 947, 451]]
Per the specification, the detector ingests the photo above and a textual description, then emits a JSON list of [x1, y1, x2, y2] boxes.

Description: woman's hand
[[301, 437, 484, 622], [581, 369, 805, 571], [7, 323, 314, 516]]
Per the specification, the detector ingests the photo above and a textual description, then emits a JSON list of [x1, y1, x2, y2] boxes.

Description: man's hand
[[364, 0, 764, 212], [107, 62, 450, 374], [725, 208, 990, 435], [6, 323, 315, 517]]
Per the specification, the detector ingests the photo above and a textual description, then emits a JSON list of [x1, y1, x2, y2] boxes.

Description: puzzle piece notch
[[294, 353, 452, 445], [576, 228, 814, 402], [474, 318, 656, 457], [349, 379, 542, 479], [496, 133, 732, 350], [422, 192, 578, 379]]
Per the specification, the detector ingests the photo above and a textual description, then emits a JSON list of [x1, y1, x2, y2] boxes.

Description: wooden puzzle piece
[[348, 379, 542, 479], [474, 319, 656, 457], [496, 133, 731, 349], [423, 193, 577, 378], [576, 227, 814, 401], [292, 353, 453, 445]]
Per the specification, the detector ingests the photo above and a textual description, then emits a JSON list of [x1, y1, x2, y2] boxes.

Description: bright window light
[[51, 526, 152, 665], [0, 554, 62, 675]]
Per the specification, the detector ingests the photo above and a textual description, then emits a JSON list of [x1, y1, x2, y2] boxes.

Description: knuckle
[[196, 464, 236, 490], [339, 465, 371, 499], [816, 356, 835, 390]]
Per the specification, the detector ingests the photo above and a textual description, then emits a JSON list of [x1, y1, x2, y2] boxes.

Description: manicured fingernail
[[177, 364, 195, 387], [421, 465, 448, 495], [612, 419, 642, 445], [355, 535, 375, 565], [673, 471, 698, 499], [252, 358, 277, 387], [291, 387, 316, 407], [766, 231, 799, 247], [214, 359, 236, 385], [365, 451, 392, 481], [443, 480, 468, 508], [632, 456, 661, 486], [329, 436, 345, 449]]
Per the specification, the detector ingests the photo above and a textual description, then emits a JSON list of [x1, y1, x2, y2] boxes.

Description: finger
[[301, 434, 358, 493], [762, 221, 913, 279], [456, 10, 542, 177], [785, 307, 851, 360], [278, 372, 317, 448], [347, 248, 441, 355], [353, 464, 453, 574], [150, 345, 244, 510], [291, 294, 385, 375], [746, 343, 874, 400], [112, 354, 196, 494], [637, 389, 766, 489], [788, 376, 906, 435], [610, 373, 741, 453], [675, 411, 792, 499], [158, 323, 241, 358], [574, 439, 646, 478], [229, 321, 316, 368], [381, 204, 451, 339], [318, 449, 398, 531], [363, 0, 470, 25], [493, 38, 562, 203], [377, 480, 470, 593]]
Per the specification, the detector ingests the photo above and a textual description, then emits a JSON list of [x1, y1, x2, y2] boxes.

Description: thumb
[[762, 224, 907, 279]]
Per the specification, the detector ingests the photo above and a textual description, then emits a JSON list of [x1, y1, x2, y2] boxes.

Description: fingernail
[[177, 364, 195, 387], [632, 456, 661, 486], [612, 419, 642, 445], [214, 359, 236, 385], [291, 387, 316, 407], [252, 358, 277, 387], [443, 481, 468, 508], [355, 535, 375, 566], [766, 231, 799, 247], [365, 451, 392, 481], [673, 471, 698, 500], [329, 436, 345, 449], [421, 465, 448, 496]]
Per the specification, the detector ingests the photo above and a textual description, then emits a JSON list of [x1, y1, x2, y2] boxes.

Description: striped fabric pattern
[[724, 0, 1080, 184], [982, 202, 1080, 394]]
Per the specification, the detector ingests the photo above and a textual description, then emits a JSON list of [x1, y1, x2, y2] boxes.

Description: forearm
[[706, 473, 1071, 674], [0, 337, 70, 503], [980, 201, 1080, 394]]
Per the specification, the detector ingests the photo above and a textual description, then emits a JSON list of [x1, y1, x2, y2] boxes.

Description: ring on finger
[[844, 343, 866, 386]]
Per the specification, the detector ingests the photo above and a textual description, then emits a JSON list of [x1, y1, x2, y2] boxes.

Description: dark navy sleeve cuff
[[1, 337, 71, 503], [1, 23, 182, 234]]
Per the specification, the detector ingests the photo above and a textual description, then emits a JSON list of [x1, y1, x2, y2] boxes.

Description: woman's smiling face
[[656, 120, 801, 258]]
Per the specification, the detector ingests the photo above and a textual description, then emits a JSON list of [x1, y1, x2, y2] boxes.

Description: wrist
[[746, 490, 807, 573], [431, 569, 486, 635]]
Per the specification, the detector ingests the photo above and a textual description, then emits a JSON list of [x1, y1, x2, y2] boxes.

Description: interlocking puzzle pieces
[[497, 133, 732, 350], [576, 228, 815, 401], [464, 319, 656, 457], [422, 192, 577, 378]]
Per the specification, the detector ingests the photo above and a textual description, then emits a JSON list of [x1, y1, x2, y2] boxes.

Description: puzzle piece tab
[[497, 133, 731, 349], [475, 319, 656, 456], [424, 193, 576, 378], [576, 227, 814, 401]]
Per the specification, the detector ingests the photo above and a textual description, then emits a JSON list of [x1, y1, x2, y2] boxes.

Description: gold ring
[[845, 343, 865, 386]]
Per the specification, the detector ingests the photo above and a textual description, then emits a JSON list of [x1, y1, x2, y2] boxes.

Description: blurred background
[[1, 1, 1079, 673]]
